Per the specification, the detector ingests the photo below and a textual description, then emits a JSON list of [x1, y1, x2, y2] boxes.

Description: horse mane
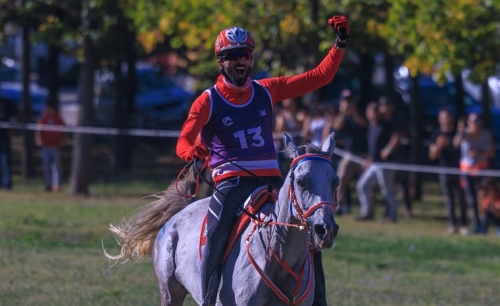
[[104, 166, 197, 264]]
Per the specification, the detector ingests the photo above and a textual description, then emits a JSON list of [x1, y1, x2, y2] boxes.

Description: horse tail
[[104, 165, 198, 263]]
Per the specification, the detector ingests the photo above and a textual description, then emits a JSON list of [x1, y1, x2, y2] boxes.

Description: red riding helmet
[[214, 27, 255, 55]]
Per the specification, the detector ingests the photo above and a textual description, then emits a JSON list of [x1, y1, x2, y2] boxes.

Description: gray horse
[[106, 133, 340, 306]]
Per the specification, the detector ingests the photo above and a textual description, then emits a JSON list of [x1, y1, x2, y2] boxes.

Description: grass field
[[1, 176, 500, 306]]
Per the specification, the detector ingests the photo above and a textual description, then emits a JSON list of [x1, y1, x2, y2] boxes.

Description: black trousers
[[201, 175, 283, 303]]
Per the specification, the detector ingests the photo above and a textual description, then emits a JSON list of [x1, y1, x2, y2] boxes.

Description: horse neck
[[268, 178, 310, 266]]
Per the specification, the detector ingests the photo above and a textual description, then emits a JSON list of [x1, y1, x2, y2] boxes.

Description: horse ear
[[284, 133, 299, 158], [321, 132, 336, 158]]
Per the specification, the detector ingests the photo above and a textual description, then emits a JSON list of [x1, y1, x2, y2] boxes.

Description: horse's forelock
[[285, 143, 323, 159]]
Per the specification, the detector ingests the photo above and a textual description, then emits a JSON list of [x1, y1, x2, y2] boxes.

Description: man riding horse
[[175, 15, 349, 306]]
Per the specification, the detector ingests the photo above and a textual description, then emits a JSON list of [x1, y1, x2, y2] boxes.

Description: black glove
[[328, 15, 349, 48]]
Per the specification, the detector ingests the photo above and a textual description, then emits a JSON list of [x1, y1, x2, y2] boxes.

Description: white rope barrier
[[1, 121, 499, 177], [332, 147, 500, 178], [0, 121, 180, 138]]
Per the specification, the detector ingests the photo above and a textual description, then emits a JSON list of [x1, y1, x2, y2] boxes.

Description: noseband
[[288, 154, 337, 228]]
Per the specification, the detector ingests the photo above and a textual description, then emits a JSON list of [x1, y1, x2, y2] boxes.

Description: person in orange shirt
[[480, 178, 500, 236], [35, 102, 66, 192], [453, 112, 495, 233]]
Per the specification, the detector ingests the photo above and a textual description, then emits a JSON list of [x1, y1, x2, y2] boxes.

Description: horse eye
[[296, 180, 305, 187], [333, 178, 339, 189]]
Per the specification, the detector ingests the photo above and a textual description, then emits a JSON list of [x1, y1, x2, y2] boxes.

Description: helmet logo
[[225, 27, 248, 45], [215, 26, 254, 54]]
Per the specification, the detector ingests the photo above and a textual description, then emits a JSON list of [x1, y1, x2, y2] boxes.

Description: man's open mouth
[[234, 66, 246, 78]]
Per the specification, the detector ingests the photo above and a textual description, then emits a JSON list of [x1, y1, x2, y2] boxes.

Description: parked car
[[0, 62, 48, 121], [94, 64, 194, 129]]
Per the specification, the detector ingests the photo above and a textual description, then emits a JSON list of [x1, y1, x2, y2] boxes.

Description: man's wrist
[[335, 37, 348, 49], [383, 145, 393, 154]]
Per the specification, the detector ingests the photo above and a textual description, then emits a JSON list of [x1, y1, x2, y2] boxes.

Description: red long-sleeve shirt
[[176, 47, 345, 180], [37, 110, 66, 148]]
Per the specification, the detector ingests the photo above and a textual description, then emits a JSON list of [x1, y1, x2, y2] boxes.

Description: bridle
[[245, 153, 337, 306], [287, 154, 337, 228]]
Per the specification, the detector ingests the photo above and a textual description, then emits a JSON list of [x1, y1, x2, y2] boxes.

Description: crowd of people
[[272, 89, 500, 237]]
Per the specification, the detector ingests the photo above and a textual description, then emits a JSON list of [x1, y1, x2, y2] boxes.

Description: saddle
[[198, 186, 278, 262]]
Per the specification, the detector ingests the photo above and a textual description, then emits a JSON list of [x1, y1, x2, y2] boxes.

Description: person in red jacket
[[36, 102, 66, 192], [176, 16, 349, 306]]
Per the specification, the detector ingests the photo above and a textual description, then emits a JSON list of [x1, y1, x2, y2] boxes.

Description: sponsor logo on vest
[[259, 109, 266, 116], [223, 116, 234, 126]]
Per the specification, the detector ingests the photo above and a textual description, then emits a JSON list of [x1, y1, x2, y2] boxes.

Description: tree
[[69, 2, 94, 195]]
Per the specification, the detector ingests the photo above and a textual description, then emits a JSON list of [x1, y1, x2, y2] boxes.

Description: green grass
[[1, 177, 499, 306]]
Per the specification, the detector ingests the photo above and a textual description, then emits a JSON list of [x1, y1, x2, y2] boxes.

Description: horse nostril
[[314, 224, 327, 239]]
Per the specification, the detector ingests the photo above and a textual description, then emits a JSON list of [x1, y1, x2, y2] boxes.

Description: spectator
[[273, 97, 307, 174], [480, 178, 500, 237], [331, 91, 367, 214], [355, 100, 403, 222], [428, 109, 468, 235], [378, 95, 412, 218], [0, 97, 18, 190], [35, 102, 66, 192], [453, 112, 495, 233], [303, 101, 327, 148]]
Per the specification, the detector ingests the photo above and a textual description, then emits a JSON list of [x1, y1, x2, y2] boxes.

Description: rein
[[179, 151, 335, 304], [175, 155, 265, 222], [244, 153, 335, 305]]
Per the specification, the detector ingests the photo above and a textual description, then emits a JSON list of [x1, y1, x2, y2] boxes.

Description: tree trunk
[[20, 25, 35, 178], [481, 81, 492, 130], [409, 75, 422, 201], [454, 73, 465, 121], [357, 52, 375, 111], [112, 28, 137, 176], [481, 81, 495, 167], [47, 44, 60, 109], [384, 52, 395, 98], [69, 9, 94, 196]]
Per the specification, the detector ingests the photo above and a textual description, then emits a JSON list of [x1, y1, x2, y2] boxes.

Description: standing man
[[0, 97, 18, 190], [176, 16, 350, 306], [332, 91, 368, 214], [429, 109, 468, 235], [355, 99, 403, 223], [36, 101, 66, 192]]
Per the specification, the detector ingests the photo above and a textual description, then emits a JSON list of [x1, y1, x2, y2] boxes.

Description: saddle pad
[[198, 186, 278, 262]]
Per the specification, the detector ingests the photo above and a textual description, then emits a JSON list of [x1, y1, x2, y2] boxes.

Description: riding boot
[[312, 251, 327, 306], [201, 230, 227, 305], [202, 265, 222, 306]]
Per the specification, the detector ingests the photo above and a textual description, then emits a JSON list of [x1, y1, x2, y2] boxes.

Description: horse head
[[284, 132, 340, 249]]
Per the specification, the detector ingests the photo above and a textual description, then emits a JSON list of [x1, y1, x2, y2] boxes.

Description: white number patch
[[233, 126, 265, 149]]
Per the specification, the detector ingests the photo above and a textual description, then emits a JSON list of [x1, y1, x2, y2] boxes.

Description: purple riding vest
[[201, 81, 276, 169]]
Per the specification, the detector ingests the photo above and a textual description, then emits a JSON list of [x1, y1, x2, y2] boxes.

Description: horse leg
[[158, 277, 189, 306], [312, 251, 327, 306], [153, 226, 188, 306]]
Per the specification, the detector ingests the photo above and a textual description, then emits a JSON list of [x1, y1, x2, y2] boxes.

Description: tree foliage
[[385, 0, 500, 83]]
